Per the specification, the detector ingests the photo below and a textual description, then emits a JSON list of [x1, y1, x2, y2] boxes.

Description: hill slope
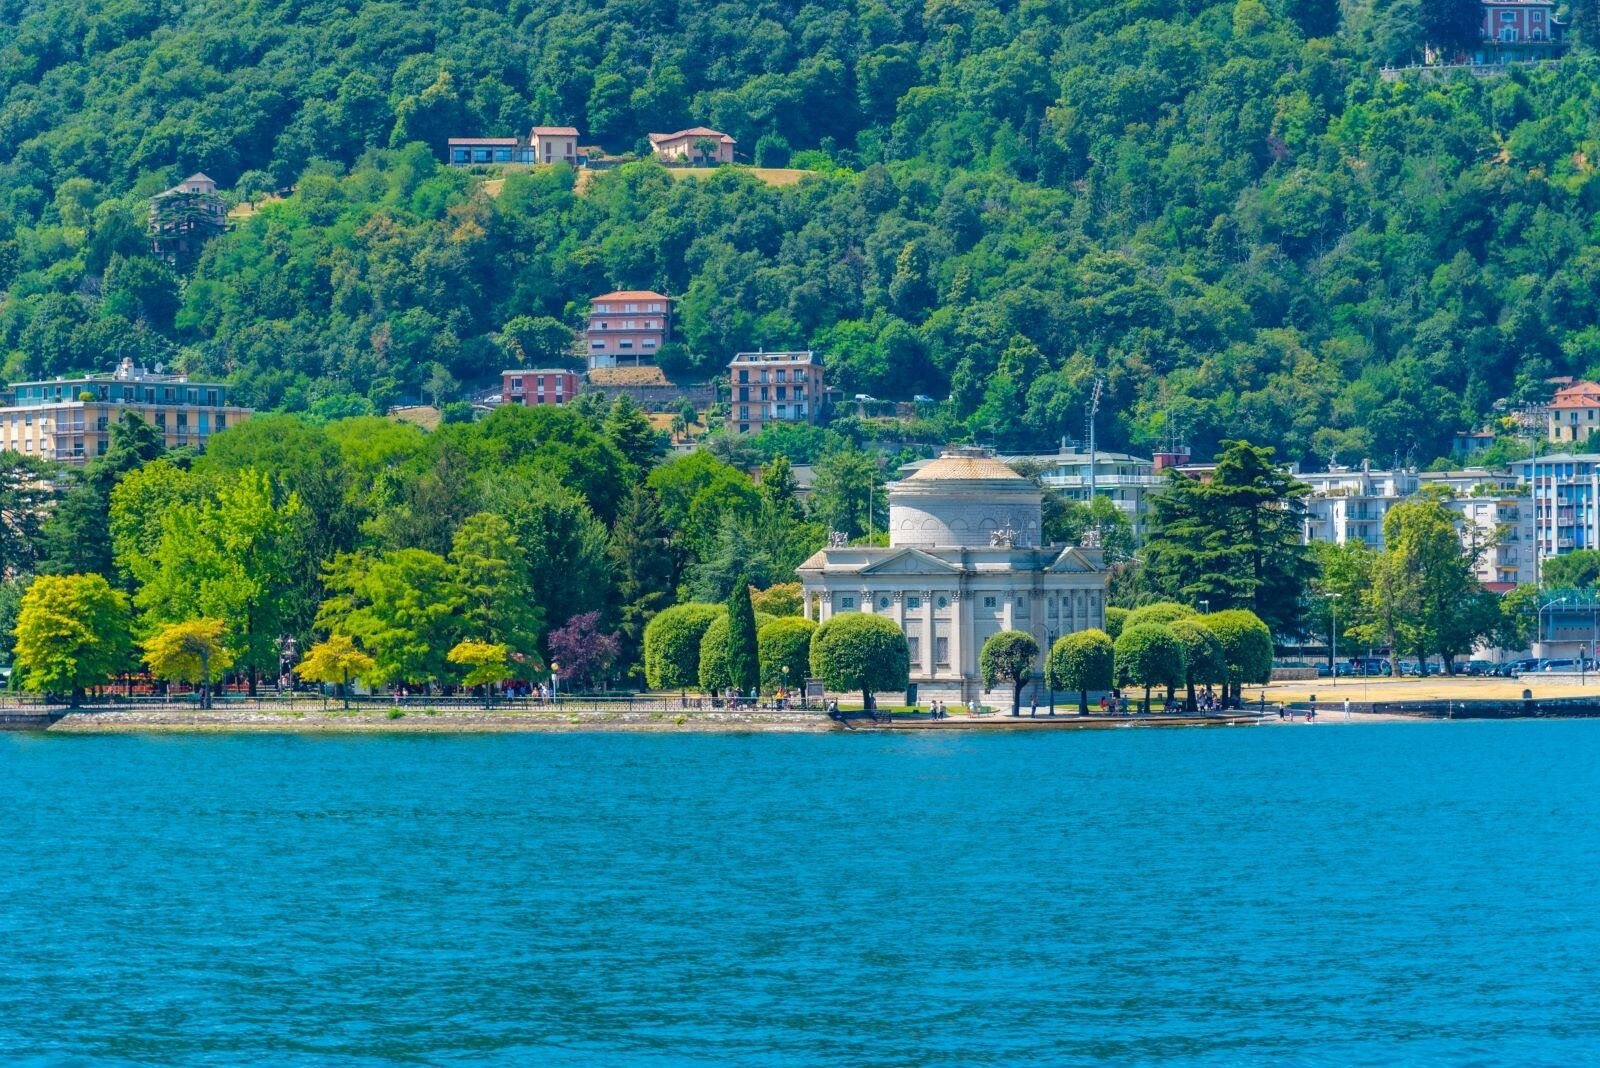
[[3, 0, 1600, 463]]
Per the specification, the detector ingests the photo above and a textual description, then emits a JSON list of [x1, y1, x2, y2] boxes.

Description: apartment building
[[1545, 380, 1600, 444], [586, 291, 671, 369], [0, 359, 251, 464], [502, 369, 579, 406], [729, 351, 823, 433], [1001, 447, 1163, 542]]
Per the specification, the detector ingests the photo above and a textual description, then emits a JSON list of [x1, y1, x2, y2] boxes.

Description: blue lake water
[[2, 723, 1599, 1066]]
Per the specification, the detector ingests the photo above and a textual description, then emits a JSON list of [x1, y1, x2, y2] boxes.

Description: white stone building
[[797, 448, 1112, 706]]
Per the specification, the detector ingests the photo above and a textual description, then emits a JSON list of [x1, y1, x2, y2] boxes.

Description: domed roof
[[904, 449, 1026, 483]]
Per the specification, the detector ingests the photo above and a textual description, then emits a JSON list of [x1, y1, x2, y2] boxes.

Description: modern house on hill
[[585, 291, 671, 370], [648, 128, 735, 165], [0, 358, 252, 464], [447, 126, 585, 167]]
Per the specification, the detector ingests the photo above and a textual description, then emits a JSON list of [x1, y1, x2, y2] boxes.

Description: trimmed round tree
[[698, 610, 775, 693], [979, 629, 1040, 716], [758, 616, 817, 692], [1168, 618, 1225, 711], [1201, 609, 1274, 706], [643, 604, 722, 690], [1046, 629, 1114, 715], [1104, 606, 1129, 640], [1124, 601, 1197, 629], [810, 613, 910, 711], [1113, 623, 1187, 713]]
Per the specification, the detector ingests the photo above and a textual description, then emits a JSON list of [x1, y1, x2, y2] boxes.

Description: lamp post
[[1537, 597, 1567, 660], [1199, 599, 1210, 615], [782, 664, 790, 708], [550, 661, 560, 704], [1329, 592, 1340, 687]]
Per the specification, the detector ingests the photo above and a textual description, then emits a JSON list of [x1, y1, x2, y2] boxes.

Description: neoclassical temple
[[797, 447, 1112, 706]]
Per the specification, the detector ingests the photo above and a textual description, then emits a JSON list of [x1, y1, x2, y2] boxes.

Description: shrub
[[751, 581, 803, 617], [810, 613, 909, 709], [1113, 623, 1186, 711], [1124, 601, 1197, 629], [758, 616, 817, 691], [643, 603, 722, 689], [1046, 629, 1114, 715], [979, 629, 1040, 715]]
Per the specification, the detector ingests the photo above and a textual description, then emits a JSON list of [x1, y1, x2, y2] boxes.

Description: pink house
[[1477, 0, 1566, 60], [503, 369, 580, 406], [529, 126, 580, 166]]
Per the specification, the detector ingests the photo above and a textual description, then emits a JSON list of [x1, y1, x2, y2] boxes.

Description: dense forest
[[6, 0, 1600, 462]]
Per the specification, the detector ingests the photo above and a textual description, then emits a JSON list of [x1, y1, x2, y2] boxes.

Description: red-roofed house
[[586, 290, 672, 369], [1547, 381, 1600, 443], [648, 127, 735, 165]]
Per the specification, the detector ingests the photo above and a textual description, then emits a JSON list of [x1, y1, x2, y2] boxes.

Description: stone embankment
[[38, 705, 831, 733]]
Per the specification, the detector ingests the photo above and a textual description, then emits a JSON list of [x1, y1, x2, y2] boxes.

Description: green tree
[[758, 616, 817, 692], [1539, 549, 1600, 590], [643, 603, 722, 690], [1104, 607, 1129, 640], [13, 574, 133, 705], [603, 394, 662, 475], [724, 580, 760, 695], [1124, 601, 1198, 629], [979, 629, 1040, 715], [449, 512, 542, 662], [316, 549, 464, 690], [810, 612, 910, 710], [1168, 618, 1225, 712], [608, 485, 679, 679], [697, 609, 775, 693], [1113, 623, 1186, 712], [129, 470, 302, 692], [1143, 441, 1313, 637], [448, 640, 511, 706], [0, 453, 56, 578], [751, 582, 804, 617], [294, 634, 377, 708], [809, 449, 885, 540], [142, 618, 234, 709], [39, 412, 166, 578], [1045, 629, 1114, 715], [1201, 609, 1274, 706]]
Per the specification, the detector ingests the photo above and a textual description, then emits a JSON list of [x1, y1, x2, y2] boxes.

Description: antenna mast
[[1086, 376, 1104, 500]]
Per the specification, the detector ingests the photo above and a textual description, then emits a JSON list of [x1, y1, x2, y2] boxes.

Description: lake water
[[2, 723, 1598, 1065]]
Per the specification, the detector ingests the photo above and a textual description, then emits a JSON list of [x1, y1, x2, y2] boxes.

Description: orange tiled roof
[[1550, 382, 1600, 409], [648, 127, 736, 144], [531, 126, 580, 136], [591, 290, 670, 302]]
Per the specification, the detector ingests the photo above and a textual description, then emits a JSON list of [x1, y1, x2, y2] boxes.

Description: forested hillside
[[5, 0, 1600, 462]]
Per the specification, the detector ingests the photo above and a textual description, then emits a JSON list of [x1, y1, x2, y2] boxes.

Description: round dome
[[889, 449, 1042, 549]]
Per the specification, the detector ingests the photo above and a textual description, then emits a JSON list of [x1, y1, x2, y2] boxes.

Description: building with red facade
[[1476, 0, 1566, 61], [502, 369, 580, 406], [586, 291, 671, 370], [729, 351, 824, 434]]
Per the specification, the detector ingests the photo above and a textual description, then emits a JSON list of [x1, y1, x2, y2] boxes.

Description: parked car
[[1463, 660, 1496, 677], [1504, 658, 1540, 677], [1541, 659, 1578, 673], [1345, 657, 1391, 677], [1398, 661, 1422, 677]]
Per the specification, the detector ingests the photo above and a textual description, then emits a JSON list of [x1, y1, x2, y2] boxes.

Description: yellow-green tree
[[448, 640, 510, 707], [294, 634, 378, 708], [13, 574, 133, 705], [142, 618, 235, 709]]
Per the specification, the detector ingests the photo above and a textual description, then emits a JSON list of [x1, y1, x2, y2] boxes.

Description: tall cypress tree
[[724, 577, 760, 695]]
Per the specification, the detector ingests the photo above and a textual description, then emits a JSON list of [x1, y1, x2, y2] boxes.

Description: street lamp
[[782, 664, 790, 707], [1199, 599, 1210, 615], [1329, 592, 1340, 687], [550, 661, 560, 704], [1537, 598, 1567, 660]]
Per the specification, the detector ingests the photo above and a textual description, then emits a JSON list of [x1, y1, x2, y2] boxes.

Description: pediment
[[1047, 547, 1104, 573], [858, 547, 964, 575]]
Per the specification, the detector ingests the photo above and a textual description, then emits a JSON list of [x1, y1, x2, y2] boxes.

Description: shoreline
[[6, 706, 1471, 734]]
